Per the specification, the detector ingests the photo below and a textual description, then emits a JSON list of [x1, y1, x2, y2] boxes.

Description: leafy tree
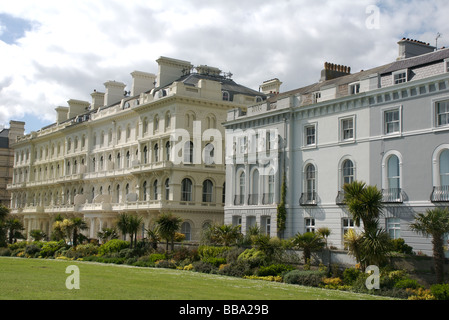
[[410, 208, 449, 284], [292, 232, 325, 264], [155, 212, 182, 252], [0, 205, 10, 247]]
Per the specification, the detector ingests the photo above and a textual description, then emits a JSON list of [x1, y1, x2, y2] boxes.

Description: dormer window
[[349, 82, 360, 95], [312, 92, 321, 103], [222, 91, 230, 101], [445, 59, 449, 73], [393, 69, 408, 85]]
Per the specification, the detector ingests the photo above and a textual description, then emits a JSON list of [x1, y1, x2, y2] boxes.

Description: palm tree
[[5, 218, 25, 244], [116, 213, 130, 241], [343, 181, 384, 232], [70, 217, 88, 246], [292, 232, 325, 264], [409, 208, 449, 284], [155, 212, 182, 252], [127, 215, 143, 248], [97, 227, 118, 244], [0, 205, 10, 247], [146, 223, 161, 250]]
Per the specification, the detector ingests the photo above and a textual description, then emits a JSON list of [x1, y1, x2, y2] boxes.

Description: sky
[[0, 0, 448, 133]]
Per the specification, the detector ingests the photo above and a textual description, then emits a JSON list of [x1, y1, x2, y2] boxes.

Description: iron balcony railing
[[381, 188, 403, 203], [431, 186, 449, 202], [299, 192, 317, 206]]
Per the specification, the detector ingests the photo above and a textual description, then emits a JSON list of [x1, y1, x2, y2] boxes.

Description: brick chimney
[[320, 62, 351, 82], [397, 38, 436, 60]]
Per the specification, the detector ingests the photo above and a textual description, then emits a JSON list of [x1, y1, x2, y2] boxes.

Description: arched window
[[204, 143, 214, 165], [181, 178, 193, 202], [184, 141, 194, 163], [154, 115, 159, 133], [202, 179, 213, 203], [165, 179, 170, 200], [165, 111, 171, 129], [126, 151, 130, 168], [236, 171, 245, 205], [143, 146, 148, 164], [116, 184, 121, 203], [165, 141, 171, 161], [342, 160, 354, 186], [222, 91, 230, 101], [266, 171, 275, 204], [143, 181, 148, 201], [250, 169, 259, 205], [387, 155, 400, 190], [116, 153, 121, 168], [153, 180, 158, 200], [154, 144, 159, 162], [181, 222, 191, 241], [305, 164, 316, 202], [440, 150, 449, 186]]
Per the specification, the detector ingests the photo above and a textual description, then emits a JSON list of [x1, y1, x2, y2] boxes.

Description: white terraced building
[[224, 39, 449, 256], [8, 56, 266, 242]]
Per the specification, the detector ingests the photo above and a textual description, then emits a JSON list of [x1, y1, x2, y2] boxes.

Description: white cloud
[[0, 0, 449, 132]]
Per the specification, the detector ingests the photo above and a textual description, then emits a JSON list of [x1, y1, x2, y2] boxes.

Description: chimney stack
[[156, 56, 193, 88], [397, 38, 435, 60], [130, 71, 157, 96], [8, 120, 25, 142], [260, 78, 283, 94], [67, 99, 90, 119], [104, 81, 127, 106], [320, 62, 351, 82], [90, 90, 105, 110]]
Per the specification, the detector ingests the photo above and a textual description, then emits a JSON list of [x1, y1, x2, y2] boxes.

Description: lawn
[[0, 257, 393, 300]]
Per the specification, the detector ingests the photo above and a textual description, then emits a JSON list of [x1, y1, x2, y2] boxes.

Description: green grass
[[0, 257, 394, 300]]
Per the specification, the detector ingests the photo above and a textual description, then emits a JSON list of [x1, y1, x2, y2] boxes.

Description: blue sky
[[0, 0, 448, 133]]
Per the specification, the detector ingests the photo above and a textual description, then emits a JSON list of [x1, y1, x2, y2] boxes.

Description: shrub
[[237, 248, 267, 267], [283, 270, 326, 287], [149, 253, 166, 263], [430, 284, 449, 300], [342, 267, 362, 285], [394, 278, 421, 290], [98, 239, 130, 256], [40, 240, 67, 258], [193, 261, 218, 274], [244, 275, 282, 282], [256, 264, 295, 277], [218, 260, 253, 278], [390, 238, 414, 255], [0, 247, 11, 256], [25, 244, 41, 257], [320, 277, 351, 290]]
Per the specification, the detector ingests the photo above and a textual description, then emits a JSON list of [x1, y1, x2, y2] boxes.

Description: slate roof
[[382, 48, 449, 74]]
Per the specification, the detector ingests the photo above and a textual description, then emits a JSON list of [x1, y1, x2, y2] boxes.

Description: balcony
[[431, 186, 449, 202], [299, 192, 317, 206], [335, 190, 346, 205], [248, 194, 258, 205], [382, 188, 403, 203], [233, 195, 245, 206], [262, 193, 274, 205]]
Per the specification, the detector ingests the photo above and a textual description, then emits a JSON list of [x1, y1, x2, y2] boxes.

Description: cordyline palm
[[127, 215, 143, 248], [343, 181, 384, 231], [156, 212, 182, 252], [292, 232, 325, 264], [71, 217, 88, 247], [116, 213, 130, 241], [409, 208, 449, 284], [343, 181, 391, 271]]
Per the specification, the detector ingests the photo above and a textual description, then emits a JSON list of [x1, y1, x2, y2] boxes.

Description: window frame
[[339, 115, 356, 143], [303, 123, 317, 148], [393, 69, 408, 85], [382, 106, 402, 137]]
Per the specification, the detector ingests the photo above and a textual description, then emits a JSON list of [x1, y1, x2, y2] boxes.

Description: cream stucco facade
[[8, 56, 266, 242]]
